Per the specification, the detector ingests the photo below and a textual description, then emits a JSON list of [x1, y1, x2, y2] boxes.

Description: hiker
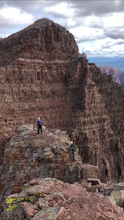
[[70, 140, 77, 162], [37, 117, 42, 134]]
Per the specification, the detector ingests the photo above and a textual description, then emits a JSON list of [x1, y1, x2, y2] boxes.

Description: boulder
[[17, 125, 33, 132], [110, 190, 124, 208]]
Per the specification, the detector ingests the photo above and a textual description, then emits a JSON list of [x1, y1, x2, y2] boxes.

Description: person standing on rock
[[70, 140, 76, 162], [37, 117, 42, 134]]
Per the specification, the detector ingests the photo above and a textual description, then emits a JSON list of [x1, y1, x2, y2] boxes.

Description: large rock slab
[[106, 190, 124, 208]]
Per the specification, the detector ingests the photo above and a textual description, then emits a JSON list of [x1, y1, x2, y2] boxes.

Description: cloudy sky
[[0, 0, 124, 57]]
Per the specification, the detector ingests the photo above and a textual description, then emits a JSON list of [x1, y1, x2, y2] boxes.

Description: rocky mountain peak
[[1, 18, 124, 218], [0, 18, 78, 67], [33, 17, 54, 26]]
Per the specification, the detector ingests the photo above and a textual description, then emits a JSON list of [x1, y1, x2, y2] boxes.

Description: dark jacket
[[70, 143, 76, 151]]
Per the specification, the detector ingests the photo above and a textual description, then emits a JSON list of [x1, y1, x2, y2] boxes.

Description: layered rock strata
[[0, 18, 78, 66], [0, 18, 124, 188]]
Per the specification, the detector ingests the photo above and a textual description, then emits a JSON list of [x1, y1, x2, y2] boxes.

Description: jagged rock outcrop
[[0, 125, 98, 212], [1, 178, 124, 220], [1, 18, 124, 202]]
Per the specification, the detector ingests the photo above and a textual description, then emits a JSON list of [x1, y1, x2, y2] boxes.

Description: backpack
[[70, 144, 76, 151], [38, 120, 42, 126]]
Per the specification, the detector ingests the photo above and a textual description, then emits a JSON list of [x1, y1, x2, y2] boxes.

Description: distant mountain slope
[[88, 57, 124, 72], [99, 65, 124, 85]]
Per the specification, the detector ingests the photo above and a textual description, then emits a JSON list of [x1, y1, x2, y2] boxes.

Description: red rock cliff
[[0, 18, 124, 187]]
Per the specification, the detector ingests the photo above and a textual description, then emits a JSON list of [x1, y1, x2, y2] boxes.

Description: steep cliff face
[[69, 62, 124, 183], [0, 18, 124, 190], [0, 18, 79, 135], [91, 65, 124, 182]]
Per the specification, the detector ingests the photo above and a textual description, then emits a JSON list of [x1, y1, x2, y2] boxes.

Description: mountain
[[0, 18, 78, 67], [0, 17, 124, 182], [1, 18, 124, 217], [99, 65, 124, 85]]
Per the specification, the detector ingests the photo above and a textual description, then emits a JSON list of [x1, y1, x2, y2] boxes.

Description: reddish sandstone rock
[[2, 178, 124, 220], [38, 198, 48, 208], [22, 202, 39, 218], [1, 18, 124, 214], [0, 125, 98, 213]]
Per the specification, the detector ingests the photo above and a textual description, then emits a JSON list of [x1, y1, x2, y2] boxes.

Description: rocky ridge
[[0, 18, 124, 211], [0, 124, 98, 212], [1, 125, 124, 219]]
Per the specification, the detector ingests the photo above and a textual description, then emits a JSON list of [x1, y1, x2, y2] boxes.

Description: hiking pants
[[71, 149, 74, 161], [38, 125, 42, 134]]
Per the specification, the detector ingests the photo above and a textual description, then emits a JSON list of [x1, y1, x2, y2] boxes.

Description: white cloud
[[0, 5, 34, 26], [69, 26, 104, 42], [103, 13, 124, 28], [66, 15, 103, 29], [66, 18, 76, 28], [115, 0, 121, 6], [67, 0, 124, 17], [0, 0, 45, 12], [80, 37, 124, 57], [43, 2, 77, 18]]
